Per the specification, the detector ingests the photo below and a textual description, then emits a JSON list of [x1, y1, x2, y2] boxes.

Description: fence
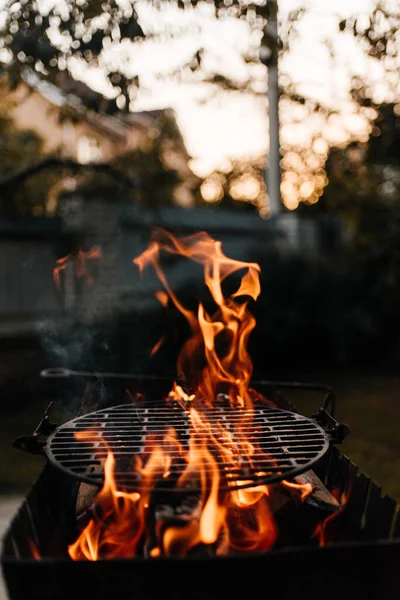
[[0, 202, 332, 337], [0, 219, 63, 336]]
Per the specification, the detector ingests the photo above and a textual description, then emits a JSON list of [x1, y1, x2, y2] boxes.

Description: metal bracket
[[13, 401, 58, 455], [312, 393, 350, 444]]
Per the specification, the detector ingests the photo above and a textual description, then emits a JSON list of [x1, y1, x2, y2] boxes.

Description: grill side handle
[[12, 401, 58, 455], [256, 381, 350, 444], [312, 392, 350, 444]]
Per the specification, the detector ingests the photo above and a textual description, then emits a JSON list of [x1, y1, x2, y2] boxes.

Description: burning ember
[[67, 229, 336, 561]]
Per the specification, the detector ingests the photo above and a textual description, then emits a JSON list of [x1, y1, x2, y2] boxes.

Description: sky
[[124, 0, 378, 176]]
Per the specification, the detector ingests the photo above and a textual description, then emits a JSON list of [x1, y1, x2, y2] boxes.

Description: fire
[[133, 229, 260, 409], [282, 479, 313, 501], [68, 452, 145, 560], [68, 229, 313, 560], [53, 245, 101, 289], [28, 539, 41, 560], [313, 488, 349, 546]]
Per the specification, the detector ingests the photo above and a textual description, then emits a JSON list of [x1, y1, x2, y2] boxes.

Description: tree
[[63, 111, 189, 209], [0, 1, 312, 214], [0, 68, 197, 214], [0, 2, 297, 107], [339, 2, 400, 102], [320, 0, 400, 231], [2, 1, 399, 213], [200, 158, 267, 214]]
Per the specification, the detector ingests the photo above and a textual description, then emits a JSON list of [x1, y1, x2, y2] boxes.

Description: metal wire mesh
[[45, 403, 329, 491]]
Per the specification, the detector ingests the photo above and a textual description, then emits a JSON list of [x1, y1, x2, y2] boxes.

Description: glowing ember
[[68, 229, 314, 561], [28, 539, 41, 560], [53, 245, 102, 289]]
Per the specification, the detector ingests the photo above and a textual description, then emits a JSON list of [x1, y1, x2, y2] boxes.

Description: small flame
[[313, 489, 349, 546], [151, 335, 166, 357], [53, 255, 69, 289], [168, 382, 195, 405], [53, 245, 101, 290], [28, 539, 41, 560], [282, 479, 313, 501], [155, 290, 169, 307], [74, 430, 98, 440]]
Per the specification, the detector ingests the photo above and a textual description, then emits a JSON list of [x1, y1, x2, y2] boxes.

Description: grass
[[0, 370, 399, 500], [281, 370, 400, 500]]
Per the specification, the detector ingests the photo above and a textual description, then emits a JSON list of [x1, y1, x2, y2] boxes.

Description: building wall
[[10, 84, 128, 162], [11, 85, 69, 154]]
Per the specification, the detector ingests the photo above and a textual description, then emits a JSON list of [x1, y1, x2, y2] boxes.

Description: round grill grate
[[45, 402, 330, 492]]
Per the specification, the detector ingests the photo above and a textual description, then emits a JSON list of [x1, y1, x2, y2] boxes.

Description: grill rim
[[44, 400, 330, 492]]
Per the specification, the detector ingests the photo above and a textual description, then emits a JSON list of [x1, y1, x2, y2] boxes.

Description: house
[[6, 68, 199, 207]]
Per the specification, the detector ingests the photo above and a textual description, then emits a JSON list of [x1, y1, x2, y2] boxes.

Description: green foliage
[[311, 95, 400, 367], [0, 0, 347, 212], [1, 0, 145, 109], [1, 0, 399, 214], [0, 1, 302, 112], [201, 158, 266, 214], [340, 2, 399, 64], [322, 100, 400, 234]]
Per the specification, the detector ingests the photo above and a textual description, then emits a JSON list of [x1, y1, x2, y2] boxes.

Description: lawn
[[280, 369, 400, 500]]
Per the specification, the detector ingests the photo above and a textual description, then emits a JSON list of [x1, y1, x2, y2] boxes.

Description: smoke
[[37, 317, 101, 371]]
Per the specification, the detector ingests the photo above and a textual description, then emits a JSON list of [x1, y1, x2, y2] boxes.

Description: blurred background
[[0, 0, 399, 502]]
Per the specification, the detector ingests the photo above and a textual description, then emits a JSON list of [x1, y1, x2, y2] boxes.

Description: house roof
[[20, 69, 185, 146], [10, 67, 196, 178], [21, 68, 129, 141]]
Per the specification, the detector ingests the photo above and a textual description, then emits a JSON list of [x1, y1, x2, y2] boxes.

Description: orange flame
[[53, 245, 102, 289], [134, 229, 260, 408], [282, 479, 313, 501], [68, 452, 144, 560], [28, 539, 41, 560], [313, 488, 349, 546], [68, 229, 318, 561], [151, 335, 166, 357], [74, 430, 99, 440]]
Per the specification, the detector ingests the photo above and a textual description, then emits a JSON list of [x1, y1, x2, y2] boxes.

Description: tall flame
[[134, 229, 260, 408], [68, 229, 314, 561]]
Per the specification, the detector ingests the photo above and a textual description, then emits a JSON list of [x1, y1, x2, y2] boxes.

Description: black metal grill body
[[2, 376, 400, 600]]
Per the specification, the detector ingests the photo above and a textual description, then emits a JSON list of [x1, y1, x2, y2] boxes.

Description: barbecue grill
[[45, 402, 330, 492], [2, 372, 400, 600]]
